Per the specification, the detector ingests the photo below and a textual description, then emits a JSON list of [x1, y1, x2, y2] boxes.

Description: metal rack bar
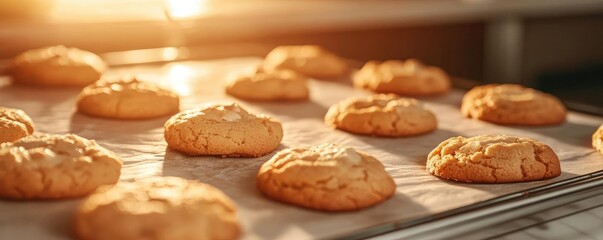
[[336, 169, 603, 240]]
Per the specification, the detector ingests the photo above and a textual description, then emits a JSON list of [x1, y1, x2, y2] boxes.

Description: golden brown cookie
[[593, 124, 603, 154], [164, 103, 283, 157], [263, 45, 348, 79], [427, 135, 561, 183], [353, 59, 450, 96], [0, 134, 122, 199], [10, 45, 106, 87], [0, 107, 35, 143], [461, 84, 566, 126], [257, 143, 396, 211], [225, 68, 309, 101], [74, 176, 241, 240], [325, 94, 437, 137], [77, 76, 180, 119], [461, 84, 567, 125]]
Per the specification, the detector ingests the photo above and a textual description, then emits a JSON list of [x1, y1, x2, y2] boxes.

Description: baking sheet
[[1, 57, 602, 240]]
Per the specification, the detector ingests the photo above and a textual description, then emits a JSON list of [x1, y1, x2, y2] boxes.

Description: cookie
[[353, 59, 450, 96], [10, 45, 106, 87], [257, 143, 396, 211], [0, 134, 122, 199], [164, 103, 283, 157], [262, 45, 348, 79], [74, 176, 241, 240], [77, 76, 180, 119], [225, 68, 309, 101], [461, 84, 566, 125], [0, 107, 35, 143], [325, 94, 437, 137], [593, 124, 603, 154], [427, 135, 561, 183]]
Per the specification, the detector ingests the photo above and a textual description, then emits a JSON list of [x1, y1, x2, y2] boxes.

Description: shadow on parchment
[[248, 99, 328, 120], [69, 112, 171, 140], [0, 83, 81, 101], [509, 121, 599, 147], [561, 150, 600, 162], [242, 191, 428, 240], [161, 144, 288, 186], [434, 171, 580, 196], [0, 83, 81, 111], [0, 199, 81, 240], [352, 128, 462, 167], [416, 91, 463, 108]]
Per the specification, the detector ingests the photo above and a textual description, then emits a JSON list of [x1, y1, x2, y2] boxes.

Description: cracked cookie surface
[[0, 133, 122, 199], [325, 94, 437, 137], [593, 124, 603, 154], [10, 45, 106, 87], [77, 77, 180, 119], [225, 68, 309, 101], [353, 59, 450, 96], [0, 107, 35, 143], [262, 45, 348, 79], [74, 176, 241, 240], [427, 135, 561, 183], [461, 84, 566, 125], [164, 103, 283, 157], [257, 143, 396, 211]]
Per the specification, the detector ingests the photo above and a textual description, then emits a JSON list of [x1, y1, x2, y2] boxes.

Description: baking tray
[[0, 57, 602, 240]]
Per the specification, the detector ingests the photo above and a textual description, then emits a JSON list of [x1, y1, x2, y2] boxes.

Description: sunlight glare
[[162, 47, 179, 61], [166, 0, 209, 19], [166, 64, 196, 96]]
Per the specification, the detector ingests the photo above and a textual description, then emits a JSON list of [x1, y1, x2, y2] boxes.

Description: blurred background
[[1, 0, 602, 114]]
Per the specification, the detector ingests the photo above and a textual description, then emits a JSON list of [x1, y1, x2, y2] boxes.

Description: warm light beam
[[166, 0, 209, 19], [166, 64, 196, 96]]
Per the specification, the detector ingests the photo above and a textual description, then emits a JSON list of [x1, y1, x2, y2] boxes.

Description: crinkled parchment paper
[[1, 58, 602, 239]]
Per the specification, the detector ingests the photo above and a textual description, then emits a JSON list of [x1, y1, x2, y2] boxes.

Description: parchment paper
[[1, 57, 602, 240]]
